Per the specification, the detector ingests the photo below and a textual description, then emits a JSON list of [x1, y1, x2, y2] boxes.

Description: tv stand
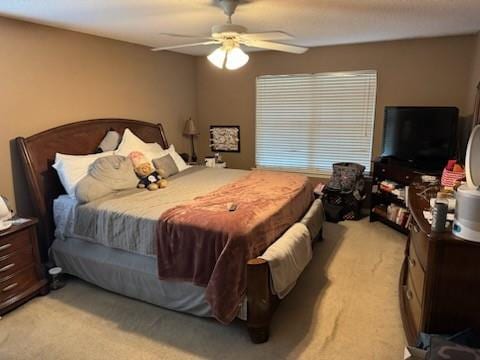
[[369, 158, 437, 234]]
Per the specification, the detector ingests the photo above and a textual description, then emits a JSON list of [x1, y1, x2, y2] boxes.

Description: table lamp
[[183, 117, 199, 163]]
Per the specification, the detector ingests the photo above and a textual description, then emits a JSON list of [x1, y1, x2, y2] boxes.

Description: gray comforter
[[73, 167, 248, 256]]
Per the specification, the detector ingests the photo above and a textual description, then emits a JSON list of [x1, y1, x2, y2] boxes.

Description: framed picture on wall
[[209, 126, 240, 152]]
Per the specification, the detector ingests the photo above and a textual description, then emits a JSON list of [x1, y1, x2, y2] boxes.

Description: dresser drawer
[[408, 240, 425, 304], [409, 221, 429, 271], [405, 275, 423, 333], [0, 228, 33, 257], [0, 265, 39, 303], [0, 247, 35, 278]]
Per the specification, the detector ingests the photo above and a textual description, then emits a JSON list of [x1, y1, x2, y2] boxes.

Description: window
[[255, 70, 377, 174]]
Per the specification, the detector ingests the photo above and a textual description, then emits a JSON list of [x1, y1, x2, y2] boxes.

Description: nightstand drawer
[[0, 247, 35, 278], [0, 228, 33, 256], [0, 265, 38, 303], [408, 240, 425, 304]]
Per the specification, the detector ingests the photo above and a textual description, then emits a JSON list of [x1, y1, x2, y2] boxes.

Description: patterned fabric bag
[[441, 168, 465, 187], [327, 162, 366, 193], [322, 162, 366, 222]]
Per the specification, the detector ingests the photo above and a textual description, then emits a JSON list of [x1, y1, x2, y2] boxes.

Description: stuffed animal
[[129, 151, 167, 190]]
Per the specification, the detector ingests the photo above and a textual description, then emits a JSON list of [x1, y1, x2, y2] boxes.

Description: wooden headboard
[[15, 119, 169, 262]]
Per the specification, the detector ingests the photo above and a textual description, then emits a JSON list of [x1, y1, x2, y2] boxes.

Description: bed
[[16, 118, 324, 343]]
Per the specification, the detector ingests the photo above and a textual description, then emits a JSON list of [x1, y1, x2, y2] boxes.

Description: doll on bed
[[129, 151, 167, 191]]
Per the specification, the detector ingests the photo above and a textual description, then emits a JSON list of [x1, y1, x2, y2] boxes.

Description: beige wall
[[0, 17, 196, 209], [468, 32, 480, 112], [196, 35, 476, 170], [1, 15, 478, 210]]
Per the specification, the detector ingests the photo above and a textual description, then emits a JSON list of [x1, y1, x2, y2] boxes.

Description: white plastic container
[[453, 125, 480, 241]]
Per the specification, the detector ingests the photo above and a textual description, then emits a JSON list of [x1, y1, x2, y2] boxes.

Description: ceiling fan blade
[[151, 41, 219, 51], [243, 40, 308, 54], [159, 33, 213, 40], [240, 31, 294, 41]]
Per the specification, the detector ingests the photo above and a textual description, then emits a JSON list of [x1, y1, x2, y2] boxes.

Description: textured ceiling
[[1, 0, 480, 56]]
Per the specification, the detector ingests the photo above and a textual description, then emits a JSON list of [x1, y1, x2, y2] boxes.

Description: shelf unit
[[369, 158, 436, 234], [371, 205, 409, 234]]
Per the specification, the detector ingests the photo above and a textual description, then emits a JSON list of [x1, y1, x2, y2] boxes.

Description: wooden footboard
[[246, 258, 278, 343], [246, 227, 323, 343]]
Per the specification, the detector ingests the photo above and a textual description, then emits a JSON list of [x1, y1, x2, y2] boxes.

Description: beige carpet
[[0, 219, 406, 360]]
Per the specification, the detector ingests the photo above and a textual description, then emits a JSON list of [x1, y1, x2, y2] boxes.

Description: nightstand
[[0, 218, 48, 316]]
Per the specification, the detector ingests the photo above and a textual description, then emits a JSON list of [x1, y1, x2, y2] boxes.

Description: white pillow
[[115, 128, 189, 171], [144, 143, 165, 158], [116, 128, 189, 171], [52, 151, 114, 199], [145, 144, 189, 171], [115, 128, 163, 157]]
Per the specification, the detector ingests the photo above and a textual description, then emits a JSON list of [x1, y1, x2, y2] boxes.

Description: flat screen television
[[381, 106, 458, 171]]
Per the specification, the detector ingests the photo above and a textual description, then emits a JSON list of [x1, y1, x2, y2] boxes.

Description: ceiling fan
[[151, 0, 308, 70]]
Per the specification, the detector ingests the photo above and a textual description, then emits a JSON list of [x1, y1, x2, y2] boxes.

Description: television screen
[[382, 106, 458, 170]]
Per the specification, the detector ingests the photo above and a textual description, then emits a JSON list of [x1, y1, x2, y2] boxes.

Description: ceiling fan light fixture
[[207, 44, 248, 70], [207, 47, 227, 69], [225, 46, 249, 70], [152, 0, 308, 59]]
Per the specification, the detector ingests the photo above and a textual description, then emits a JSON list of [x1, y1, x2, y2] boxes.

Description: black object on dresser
[[370, 158, 437, 234], [400, 185, 480, 344], [0, 218, 48, 315]]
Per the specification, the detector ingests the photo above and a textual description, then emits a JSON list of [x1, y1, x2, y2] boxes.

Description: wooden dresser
[[400, 185, 480, 344], [0, 219, 48, 315]]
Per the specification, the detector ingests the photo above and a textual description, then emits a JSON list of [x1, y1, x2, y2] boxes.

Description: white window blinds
[[255, 70, 377, 174]]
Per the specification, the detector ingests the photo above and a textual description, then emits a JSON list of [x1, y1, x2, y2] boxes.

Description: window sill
[[251, 167, 331, 178], [252, 167, 372, 181]]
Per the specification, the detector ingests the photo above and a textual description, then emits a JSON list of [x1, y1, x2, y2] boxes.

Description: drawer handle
[[2, 282, 18, 292], [0, 263, 15, 272], [406, 289, 414, 300], [408, 257, 416, 268], [410, 223, 419, 233], [0, 243, 12, 251]]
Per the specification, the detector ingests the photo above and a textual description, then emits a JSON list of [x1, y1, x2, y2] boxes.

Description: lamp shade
[[207, 44, 249, 70], [183, 117, 199, 136], [226, 46, 249, 70], [207, 47, 227, 69]]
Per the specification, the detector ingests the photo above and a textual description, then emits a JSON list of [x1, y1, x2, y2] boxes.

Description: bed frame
[[15, 118, 299, 343]]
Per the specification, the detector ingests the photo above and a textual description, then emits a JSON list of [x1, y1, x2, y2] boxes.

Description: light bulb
[[207, 47, 227, 69], [225, 46, 249, 70]]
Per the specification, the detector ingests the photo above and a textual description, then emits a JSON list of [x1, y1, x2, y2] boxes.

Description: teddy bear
[[129, 151, 167, 190]]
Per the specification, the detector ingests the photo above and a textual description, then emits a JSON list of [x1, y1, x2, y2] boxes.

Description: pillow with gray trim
[[153, 154, 179, 178]]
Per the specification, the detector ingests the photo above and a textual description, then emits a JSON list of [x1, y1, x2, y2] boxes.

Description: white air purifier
[[453, 125, 480, 241]]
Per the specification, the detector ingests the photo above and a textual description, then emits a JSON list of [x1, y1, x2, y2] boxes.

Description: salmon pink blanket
[[156, 170, 314, 323]]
